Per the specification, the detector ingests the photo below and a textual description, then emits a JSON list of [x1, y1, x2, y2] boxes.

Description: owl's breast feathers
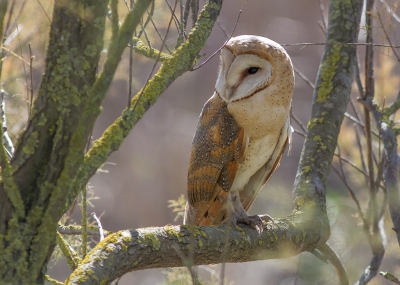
[[185, 94, 246, 225]]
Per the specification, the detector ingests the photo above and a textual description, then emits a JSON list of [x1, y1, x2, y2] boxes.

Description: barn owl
[[184, 35, 294, 232]]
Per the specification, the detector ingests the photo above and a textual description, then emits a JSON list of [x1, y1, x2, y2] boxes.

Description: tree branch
[[66, 220, 321, 285]]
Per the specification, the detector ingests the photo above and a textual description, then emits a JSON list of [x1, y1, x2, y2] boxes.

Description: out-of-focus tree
[[0, 0, 399, 285]]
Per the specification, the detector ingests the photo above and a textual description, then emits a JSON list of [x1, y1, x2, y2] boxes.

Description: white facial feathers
[[216, 52, 273, 102], [215, 35, 293, 104]]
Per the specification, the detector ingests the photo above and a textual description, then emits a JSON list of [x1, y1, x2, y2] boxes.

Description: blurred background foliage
[[1, 0, 400, 284]]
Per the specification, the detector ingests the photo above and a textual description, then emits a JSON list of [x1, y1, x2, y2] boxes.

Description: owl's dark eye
[[247, 67, 259, 75]]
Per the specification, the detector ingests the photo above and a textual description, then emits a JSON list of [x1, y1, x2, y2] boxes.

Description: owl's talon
[[260, 214, 274, 224], [235, 214, 264, 233]]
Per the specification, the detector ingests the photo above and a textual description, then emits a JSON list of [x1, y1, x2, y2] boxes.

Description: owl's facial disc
[[215, 49, 274, 103]]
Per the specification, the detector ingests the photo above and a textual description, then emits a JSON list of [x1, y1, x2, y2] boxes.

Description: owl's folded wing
[[185, 94, 246, 225]]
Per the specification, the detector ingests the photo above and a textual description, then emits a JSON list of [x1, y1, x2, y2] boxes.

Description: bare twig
[[334, 152, 370, 179], [216, 18, 229, 38], [0, 90, 14, 158], [128, 0, 134, 109], [190, 0, 199, 28], [131, 0, 177, 113], [28, 43, 34, 116], [317, 244, 349, 285], [192, 0, 248, 71], [380, 272, 400, 284], [281, 42, 400, 48], [293, 65, 315, 89], [317, 0, 327, 31], [354, 52, 365, 98], [332, 173, 365, 228], [379, 0, 400, 23], [57, 224, 112, 237], [363, 0, 377, 228], [91, 212, 104, 241], [377, 10, 400, 61], [81, 185, 88, 257], [291, 113, 307, 134]]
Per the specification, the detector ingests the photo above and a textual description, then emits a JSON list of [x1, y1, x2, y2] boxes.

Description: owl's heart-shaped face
[[215, 50, 274, 102]]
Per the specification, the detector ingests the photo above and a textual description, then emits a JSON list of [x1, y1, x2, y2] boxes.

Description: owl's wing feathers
[[185, 94, 246, 225], [240, 116, 292, 211]]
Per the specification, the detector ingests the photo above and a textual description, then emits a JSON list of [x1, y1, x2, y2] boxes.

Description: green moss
[[133, 260, 139, 266], [316, 44, 342, 103], [313, 135, 321, 141], [302, 166, 311, 173], [22, 131, 39, 155], [235, 225, 246, 236], [143, 233, 160, 250], [164, 225, 185, 243], [307, 117, 324, 130], [198, 239, 204, 247], [37, 113, 47, 126]]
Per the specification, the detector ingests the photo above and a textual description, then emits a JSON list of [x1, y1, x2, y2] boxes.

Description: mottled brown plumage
[[184, 35, 294, 231]]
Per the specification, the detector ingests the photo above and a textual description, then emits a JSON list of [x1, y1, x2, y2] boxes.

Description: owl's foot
[[224, 213, 265, 233]]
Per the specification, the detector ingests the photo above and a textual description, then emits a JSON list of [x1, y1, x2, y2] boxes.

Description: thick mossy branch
[[56, 0, 153, 211], [72, 0, 224, 202], [67, 215, 323, 285], [293, 0, 363, 211], [0, 1, 109, 283]]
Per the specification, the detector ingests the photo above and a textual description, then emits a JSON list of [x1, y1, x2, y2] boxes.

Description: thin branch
[[380, 272, 400, 284], [317, 244, 348, 285], [28, 44, 34, 116], [81, 185, 88, 257], [55, 231, 81, 271], [45, 275, 63, 285], [291, 113, 307, 134], [377, 10, 400, 61], [57, 224, 112, 237], [190, 0, 199, 28], [192, 0, 248, 71], [354, 52, 365, 98], [131, 0, 177, 114], [0, 90, 14, 157], [216, 18, 229, 38], [379, 0, 400, 23], [91, 212, 104, 241], [317, 0, 327, 31], [293, 65, 315, 89], [363, 0, 378, 229], [331, 165, 366, 219], [280, 42, 400, 48], [130, 37, 171, 61]]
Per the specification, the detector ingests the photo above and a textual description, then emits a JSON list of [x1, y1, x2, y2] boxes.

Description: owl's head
[[215, 35, 294, 103]]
